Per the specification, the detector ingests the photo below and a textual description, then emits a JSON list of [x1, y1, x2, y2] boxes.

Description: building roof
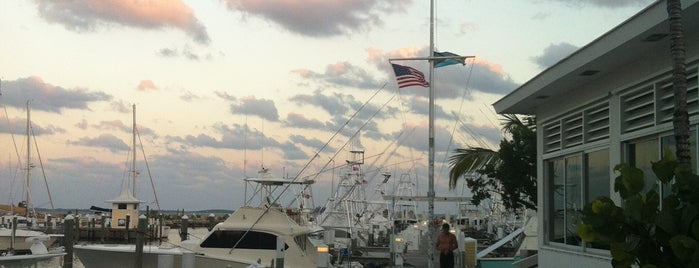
[[105, 188, 142, 204], [494, 0, 699, 114]]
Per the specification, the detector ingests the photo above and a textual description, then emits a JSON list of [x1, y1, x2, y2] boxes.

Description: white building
[[493, 0, 698, 267]]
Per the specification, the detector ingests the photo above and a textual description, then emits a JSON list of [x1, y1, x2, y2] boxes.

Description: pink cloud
[[137, 80, 157, 91], [35, 0, 210, 44]]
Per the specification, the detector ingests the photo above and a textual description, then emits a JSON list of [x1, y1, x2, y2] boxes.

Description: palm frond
[[448, 147, 499, 189]]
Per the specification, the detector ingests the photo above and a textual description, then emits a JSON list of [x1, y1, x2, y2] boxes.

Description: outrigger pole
[[388, 0, 474, 266]]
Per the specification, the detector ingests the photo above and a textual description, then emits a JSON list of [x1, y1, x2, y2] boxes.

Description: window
[[118, 203, 127, 209], [200, 230, 288, 250], [547, 149, 609, 248], [627, 130, 697, 199]]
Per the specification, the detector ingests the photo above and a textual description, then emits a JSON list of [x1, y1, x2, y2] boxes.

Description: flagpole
[[387, 1, 474, 266], [427, 0, 436, 267]]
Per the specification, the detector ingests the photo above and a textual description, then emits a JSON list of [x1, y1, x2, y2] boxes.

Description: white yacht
[[74, 167, 324, 268]]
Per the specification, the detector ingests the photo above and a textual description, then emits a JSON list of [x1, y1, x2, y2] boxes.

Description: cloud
[[392, 121, 457, 153], [0, 76, 111, 113], [289, 134, 331, 151], [137, 80, 158, 91], [158, 48, 178, 57], [543, 0, 652, 8], [89, 119, 157, 138], [467, 58, 520, 95], [222, 0, 411, 37], [68, 133, 130, 152], [279, 141, 309, 160], [214, 91, 237, 102], [285, 112, 327, 129], [0, 116, 62, 136], [34, 0, 210, 44], [180, 91, 203, 102], [168, 123, 282, 150], [229, 96, 279, 121], [457, 22, 479, 35], [291, 62, 384, 89], [110, 100, 132, 113], [531, 42, 579, 69], [289, 90, 352, 116]]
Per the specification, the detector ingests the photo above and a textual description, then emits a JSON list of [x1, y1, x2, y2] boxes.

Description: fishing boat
[[74, 167, 325, 267]]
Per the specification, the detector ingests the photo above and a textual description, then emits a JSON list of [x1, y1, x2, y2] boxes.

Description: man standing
[[435, 223, 457, 268]]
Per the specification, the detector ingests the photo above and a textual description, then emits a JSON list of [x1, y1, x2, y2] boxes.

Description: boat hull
[[0, 228, 60, 252], [73, 244, 254, 268]]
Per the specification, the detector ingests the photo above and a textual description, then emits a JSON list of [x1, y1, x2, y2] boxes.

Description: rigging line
[[230, 82, 388, 254], [2, 104, 25, 204], [479, 104, 500, 130], [136, 127, 161, 211], [291, 94, 397, 209], [31, 127, 54, 210], [438, 57, 476, 184], [286, 152, 384, 208], [454, 115, 495, 150], [361, 128, 415, 202], [307, 82, 388, 184]]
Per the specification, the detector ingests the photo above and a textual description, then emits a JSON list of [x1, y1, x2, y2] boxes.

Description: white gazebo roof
[[105, 188, 142, 204]]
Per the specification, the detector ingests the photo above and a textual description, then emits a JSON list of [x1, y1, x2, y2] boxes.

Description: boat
[[74, 167, 325, 267], [0, 101, 61, 252], [0, 226, 61, 253], [0, 235, 66, 268]]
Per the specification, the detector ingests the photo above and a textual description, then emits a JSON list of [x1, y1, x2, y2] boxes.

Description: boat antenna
[[132, 104, 137, 196], [25, 100, 32, 217]]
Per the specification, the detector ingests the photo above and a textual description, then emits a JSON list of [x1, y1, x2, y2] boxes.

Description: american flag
[[391, 63, 429, 88]]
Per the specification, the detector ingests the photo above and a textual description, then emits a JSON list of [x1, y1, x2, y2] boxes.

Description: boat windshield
[[201, 230, 288, 250]]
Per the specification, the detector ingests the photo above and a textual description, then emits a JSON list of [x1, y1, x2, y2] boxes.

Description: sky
[[0, 0, 655, 213]]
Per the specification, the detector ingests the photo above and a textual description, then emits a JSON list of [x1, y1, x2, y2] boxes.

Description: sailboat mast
[[427, 0, 436, 267], [25, 100, 31, 217], [132, 104, 137, 196]]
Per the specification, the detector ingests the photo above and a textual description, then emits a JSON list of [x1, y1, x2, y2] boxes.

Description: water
[[34, 227, 211, 267]]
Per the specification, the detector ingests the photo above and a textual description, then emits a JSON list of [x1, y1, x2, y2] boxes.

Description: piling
[[207, 213, 215, 231], [275, 236, 284, 268], [126, 214, 131, 242], [180, 215, 189, 241], [182, 252, 195, 268], [64, 215, 74, 268], [10, 216, 17, 253], [100, 215, 106, 243], [316, 244, 329, 268], [158, 254, 174, 268], [159, 214, 164, 244], [135, 215, 147, 268], [46, 214, 53, 233]]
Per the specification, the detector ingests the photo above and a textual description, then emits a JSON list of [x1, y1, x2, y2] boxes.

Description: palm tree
[[667, 0, 690, 165], [448, 114, 536, 210]]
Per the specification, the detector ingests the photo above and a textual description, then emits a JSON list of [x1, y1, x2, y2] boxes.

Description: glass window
[[548, 150, 609, 247], [564, 155, 582, 246], [585, 149, 610, 249], [628, 138, 660, 193], [586, 149, 610, 203], [548, 159, 565, 244], [200, 230, 287, 250]]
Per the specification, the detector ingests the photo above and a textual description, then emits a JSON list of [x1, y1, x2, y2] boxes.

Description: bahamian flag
[[433, 51, 466, 68]]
